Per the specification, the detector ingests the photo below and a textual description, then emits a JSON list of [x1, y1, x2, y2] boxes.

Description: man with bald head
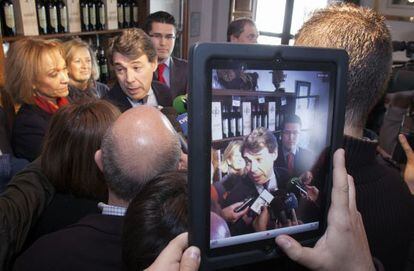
[[14, 106, 183, 271]]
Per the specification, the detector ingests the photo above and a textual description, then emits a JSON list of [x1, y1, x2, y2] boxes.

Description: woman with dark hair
[[6, 38, 70, 162], [63, 38, 109, 102], [25, 99, 121, 245]]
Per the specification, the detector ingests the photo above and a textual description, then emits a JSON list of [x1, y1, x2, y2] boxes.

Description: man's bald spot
[[110, 106, 180, 173]]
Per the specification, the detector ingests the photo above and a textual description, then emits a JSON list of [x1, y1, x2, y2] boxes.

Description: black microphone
[[270, 189, 288, 225], [160, 107, 188, 154]]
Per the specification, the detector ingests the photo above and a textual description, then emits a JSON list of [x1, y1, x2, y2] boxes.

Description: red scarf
[[34, 96, 70, 114]]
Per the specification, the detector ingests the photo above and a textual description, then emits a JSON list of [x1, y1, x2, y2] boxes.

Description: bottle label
[[133, 6, 138, 22], [38, 6, 47, 30], [124, 6, 130, 23], [222, 119, 228, 137], [82, 6, 88, 24], [60, 6, 67, 30], [99, 6, 105, 25], [230, 118, 236, 134], [101, 64, 108, 74], [50, 6, 58, 29], [89, 4, 96, 25], [117, 6, 124, 23], [4, 3, 15, 29]]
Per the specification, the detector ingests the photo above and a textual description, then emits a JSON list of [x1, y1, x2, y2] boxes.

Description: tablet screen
[[209, 60, 335, 249]]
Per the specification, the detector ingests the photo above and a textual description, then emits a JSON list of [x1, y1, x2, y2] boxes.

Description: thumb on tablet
[[275, 235, 319, 269]]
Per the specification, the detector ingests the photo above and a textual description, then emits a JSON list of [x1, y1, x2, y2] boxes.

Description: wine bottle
[[123, 0, 130, 28], [222, 105, 229, 138], [131, 0, 138, 27], [229, 106, 236, 138], [56, 0, 67, 33], [98, 47, 109, 84], [88, 0, 96, 30], [117, 0, 124, 29], [46, 0, 58, 34], [252, 105, 257, 130], [36, 0, 47, 34], [80, 0, 89, 31], [236, 107, 242, 137], [96, 0, 105, 30], [1, 0, 16, 36]]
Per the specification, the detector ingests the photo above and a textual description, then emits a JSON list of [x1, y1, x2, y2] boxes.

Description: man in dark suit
[[221, 127, 290, 235], [144, 11, 188, 99], [105, 28, 173, 113], [275, 114, 315, 179]]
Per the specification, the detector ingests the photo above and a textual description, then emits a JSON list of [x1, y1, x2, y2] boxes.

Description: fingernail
[[276, 236, 291, 249], [186, 247, 201, 261]]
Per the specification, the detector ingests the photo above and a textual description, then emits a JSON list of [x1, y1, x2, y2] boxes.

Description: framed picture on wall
[[295, 81, 311, 97]]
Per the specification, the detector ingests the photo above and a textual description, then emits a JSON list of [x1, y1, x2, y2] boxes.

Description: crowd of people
[[0, 3, 413, 271]]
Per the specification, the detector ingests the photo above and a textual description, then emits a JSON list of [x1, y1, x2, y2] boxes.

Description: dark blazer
[[14, 214, 123, 271], [274, 146, 316, 178], [0, 106, 12, 154], [12, 104, 53, 162], [104, 81, 173, 113], [153, 57, 188, 99], [24, 193, 100, 249], [221, 169, 289, 235]]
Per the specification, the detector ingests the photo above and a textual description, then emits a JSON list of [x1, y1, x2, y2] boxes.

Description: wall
[[188, 0, 230, 46], [361, 0, 414, 61]]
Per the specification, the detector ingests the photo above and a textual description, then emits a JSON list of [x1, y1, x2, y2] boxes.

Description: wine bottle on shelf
[[123, 0, 131, 28], [56, 0, 68, 33], [46, 0, 58, 34], [1, 0, 16, 37], [251, 104, 257, 130], [36, 0, 47, 34], [236, 107, 242, 137], [98, 47, 109, 84], [131, 0, 138, 27], [96, 0, 106, 30], [117, 0, 124, 29], [222, 105, 229, 139], [80, 0, 89, 31], [256, 104, 262, 128], [88, 0, 96, 30], [262, 104, 268, 129], [229, 106, 236, 138]]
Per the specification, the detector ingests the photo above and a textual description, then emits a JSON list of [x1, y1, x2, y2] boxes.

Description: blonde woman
[[63, 38, 109, 102], [6, 38, 69, 161], [220, 140, 246, 177]]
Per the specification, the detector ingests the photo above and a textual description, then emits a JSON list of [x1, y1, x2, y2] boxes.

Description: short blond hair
[[63, 38, 99, 87], [5, 38, 64, 105], [107, 28, 157, 66]]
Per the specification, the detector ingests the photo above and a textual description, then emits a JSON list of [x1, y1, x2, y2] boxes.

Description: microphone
[[269, 190, 288, 225], [173, 95, 187, 114], [160, 107, 188, 153]]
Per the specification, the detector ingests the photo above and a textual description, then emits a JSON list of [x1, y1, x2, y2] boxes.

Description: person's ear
[[271, 149, 278, 161], [230, 35, 238, 43], [94, 149, 104, 172], [151, 58, 158, 72]]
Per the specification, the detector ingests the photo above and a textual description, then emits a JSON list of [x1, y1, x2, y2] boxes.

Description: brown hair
[[41, 100, 121, 201], [227, 18, 256, 42], [242, 127, 278, 154], [295, 3, 392, 128], [5, 38, 65, 105], [63, 38, 99, 88], [107, 28, 157, 66]]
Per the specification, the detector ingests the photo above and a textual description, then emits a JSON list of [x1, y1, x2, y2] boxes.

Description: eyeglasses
[[282, 130, 300, 136], [149, 33, 176, 40]]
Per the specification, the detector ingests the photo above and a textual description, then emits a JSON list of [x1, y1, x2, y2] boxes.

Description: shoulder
[[94, 81, 110, 97], [172, 57, 188, 67], [152, 81, 173, 105]]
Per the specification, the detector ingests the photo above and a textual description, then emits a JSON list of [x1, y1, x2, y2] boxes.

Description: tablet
[[188, 43, 347, 270]]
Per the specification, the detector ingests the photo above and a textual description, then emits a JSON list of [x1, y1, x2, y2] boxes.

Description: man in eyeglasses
[[275, 114, 315, 179], [144, 11, 188, 99]]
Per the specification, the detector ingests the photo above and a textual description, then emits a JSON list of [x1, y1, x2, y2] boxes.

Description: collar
[[126, 87, 158, 107], [283, 146, 297, 157], [160, 57, 171, 68], [98, 202, 127, 217], [343, 135, 378, 171], [255, 171, 278, 194]]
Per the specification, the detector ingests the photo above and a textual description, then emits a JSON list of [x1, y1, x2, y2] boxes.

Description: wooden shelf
[[212, 89, 297, 97], [2, 29, 129, 43]]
